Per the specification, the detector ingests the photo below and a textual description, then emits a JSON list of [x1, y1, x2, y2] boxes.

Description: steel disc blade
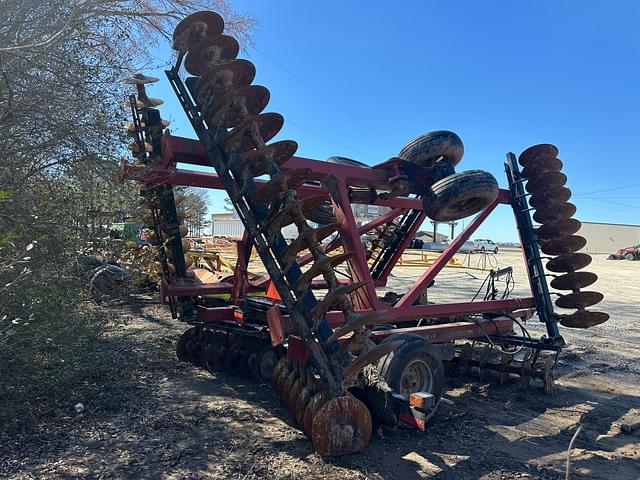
[[520, 157, 563, 178], [303, 391, 330, 438], [122, 73, 159, 85], [173, 11, 224, 52], [286, 378, 303, 411], [225, 113, 284, 152], [540, 235, 586, 255], [560, 311, 609, 328], [251, 168, 312, 204], [519, 144, 559, 168], [546, 252, 592, 272], [556, 291, 604, 309], [185, 35, 240, 76], [550, 271, 598, 290], [293, 251, 352, 293], [271, 356, 287, 392], [281, 370, 298, 401], [533, 202, 577, 224], [537, 218, 581, 240], [265, 195, 329, 234], [294, 385, 314, 427], [197, 59, 257, 100], [525, 171, 568, 194], [529, 187, 572, 208], [276, 365, 292, 399], [208, 85, 270, 128], [312, 395, 372, 456], [241, 140, 298, 177], [135, 97, 164, 108]]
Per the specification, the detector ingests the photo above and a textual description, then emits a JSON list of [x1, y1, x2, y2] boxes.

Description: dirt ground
[[2, 250, 639, 479]]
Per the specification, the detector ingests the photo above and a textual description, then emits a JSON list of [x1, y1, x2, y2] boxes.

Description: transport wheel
[[377, 334, 445, 402], [398, 130, 464, 168], [423, 170, 499, 221], [307, 156, 368, 225], [625, 253, 635, 261]]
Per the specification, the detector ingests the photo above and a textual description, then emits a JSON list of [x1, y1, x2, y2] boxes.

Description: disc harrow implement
[[517, 144, 609, 328], [116, 9, 609, 458]]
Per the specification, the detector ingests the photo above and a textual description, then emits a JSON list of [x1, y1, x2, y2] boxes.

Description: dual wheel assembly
[[519, 145, 608, 328]]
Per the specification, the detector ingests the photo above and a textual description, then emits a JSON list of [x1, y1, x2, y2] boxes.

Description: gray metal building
[[578, 221, 640, 254]]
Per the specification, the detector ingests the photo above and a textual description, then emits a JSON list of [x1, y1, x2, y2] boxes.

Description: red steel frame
[[122, 133, 538, 344]]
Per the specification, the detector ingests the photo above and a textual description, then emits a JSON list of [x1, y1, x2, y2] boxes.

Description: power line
[[578, 197, 640, 209], [249, 45, 400, 148], [573, 182, 640, 197], [286, 119, 376, 162]]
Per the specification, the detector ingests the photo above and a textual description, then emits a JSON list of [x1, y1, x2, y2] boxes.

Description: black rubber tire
[[399, 130, 464, 168], [377, 334, 445, 400], [494, 247, 499, 254], [423, 170, 499, 221], [307, 156, 369, 225], [88, 264, 131, 302], [625, 253, 635, 261], [367, 334, 445, 426]]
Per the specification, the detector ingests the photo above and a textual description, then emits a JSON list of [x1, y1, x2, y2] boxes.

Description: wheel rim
[[399, 359, 434, 398]]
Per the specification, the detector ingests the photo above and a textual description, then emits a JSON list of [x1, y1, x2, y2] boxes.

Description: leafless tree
[[0, 0, 254, 335]]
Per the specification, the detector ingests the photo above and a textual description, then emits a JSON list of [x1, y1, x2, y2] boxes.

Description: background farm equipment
[[118, 10, 608, 457], [607, 245, 640, 260]]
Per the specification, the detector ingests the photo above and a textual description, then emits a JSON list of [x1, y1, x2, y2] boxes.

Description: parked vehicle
[[473, 238, 498, 254], [424, 240, 475, 253], [607, 245, 640, 260]]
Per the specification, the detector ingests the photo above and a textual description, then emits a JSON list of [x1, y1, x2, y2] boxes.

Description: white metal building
[[578, 221, 640, 254]]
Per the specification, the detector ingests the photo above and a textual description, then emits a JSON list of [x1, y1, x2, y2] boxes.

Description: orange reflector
[[409, 392, 435, 410], [265, 281, 282, 302]]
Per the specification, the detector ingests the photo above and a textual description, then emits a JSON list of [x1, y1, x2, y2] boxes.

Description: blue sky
[[145, 1, 640, 242]]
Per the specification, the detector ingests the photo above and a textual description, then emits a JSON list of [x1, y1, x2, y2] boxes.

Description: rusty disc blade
[[251, 168, 311, 204], [310, 281, 368, 319], [519, 144, 559, 168], [540, 235, 586, 255], [282, 225, 341, 269], [546, 252, 592, 273], [272, 356, 288, 392], [560, 311, 609, 328], [536, 218, 581, 240], [529, 187, 572, 208], [135, 97, 164, 109], [286, 378, 303, 411], [520, 157, 563, 178], [225, 113, 284, 152], [533, 202, 577, 224], [281, 370, 298, 402], [550, 271, 598, 290], [197, 59, 256, 103], [266, 195, 328, 233], [173, 11, 224, 52], [241, 140, 298, 177], [185, 35, 240, 76], [303, 391, 330, 438], [294, 251, 351, 293], [208, 85, 271, 128], [294, 385, 314, 427], [556, 291, 604, 309], [123, 73, 159, 85], [525, 171, 568, 194], [312, 395, 372, 457]]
